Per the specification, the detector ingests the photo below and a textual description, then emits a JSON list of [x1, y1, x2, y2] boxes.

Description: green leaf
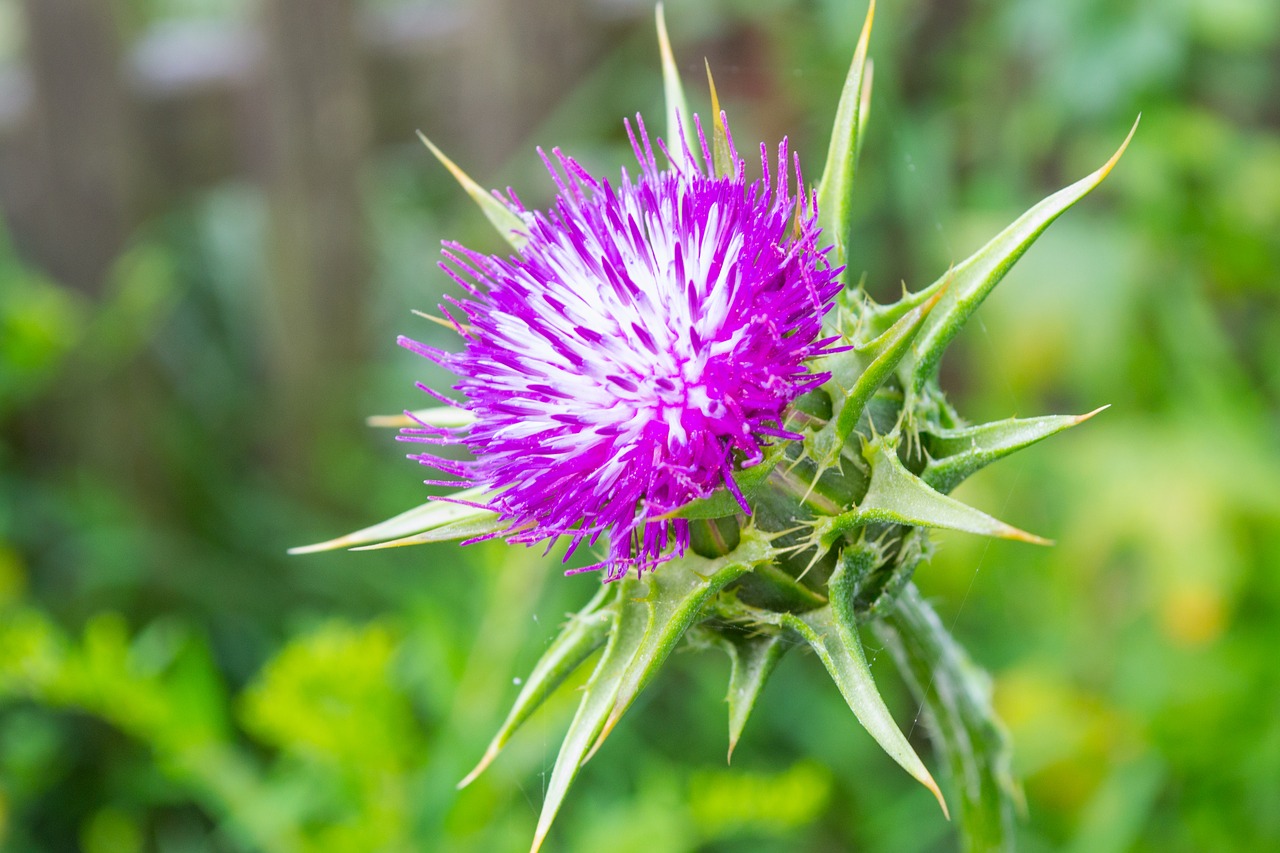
[[705, 61, 734, 178], [816, 438, 1050, 548], [812, 287, 941, 465], [655, 3, 693, 163], [815, 0, 875, 274], [459, 585, 615, 789], [902, 119, 1139, 391], [859, 438, 1049, 543], [719, 629, 787, 762], [922, 408, 1107, 494], [530, 578, 650, 853], [349, 514, 507, 551], [872, 583, 1022, 851], [588, 529, 774, 758], [526, 533, 788, 851], [818, 556, 948, 816], [416, 131, 528, 251], [766, 601, 947, 816], [288, 486, 501, 554], [855, 59, 874, 164], [859, 280, 946, 341], [718, 575, 944, 814]]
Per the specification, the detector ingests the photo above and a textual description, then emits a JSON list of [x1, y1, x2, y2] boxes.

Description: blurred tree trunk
[[453, 0, 598, 171], [258, 0, 372, 462], [10, 0, 134, 294]]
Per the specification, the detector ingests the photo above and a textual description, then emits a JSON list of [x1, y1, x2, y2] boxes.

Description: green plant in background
[[0, 602, 428, 853], [298, 4, 1134, 850], [4, 0, 1275, 851]]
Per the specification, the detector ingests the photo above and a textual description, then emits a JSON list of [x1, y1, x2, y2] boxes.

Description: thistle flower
[[398, 118, 842, 580], [295, 3, 1136, 850]]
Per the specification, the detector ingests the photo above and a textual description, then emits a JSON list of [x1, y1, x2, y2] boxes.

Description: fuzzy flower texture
[[400, 117, 843, 580]]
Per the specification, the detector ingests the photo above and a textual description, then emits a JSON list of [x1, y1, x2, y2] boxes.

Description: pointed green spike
[[720, 629, 788, 762], [817, 552, 949, 816], [366, 406, 477, 430], [781, 603, 948, 816], [860, 438, 1050, 543], [814, 287, 943, 465], [922, 407, 1108, 494], [288, 486, 500, 554], [530, 579, 648, 853], [816, 0, 875, 273], [855, 58, 874, 164], [861, 277, 945, 340], [705, 61, 734, 177], [816, 439, 1051, 548], [724, 591, 945, 814], [408, 306, 475, 337], [587, 530, 773, 760], [872, 583, 1022, 851], [417, 131, 528, 251], [822, 287, 862, 340], [459, 585, 615, 789], [350, 514, 507, 550], [655, 3, 693, 162], [903, 118, 1139, 391]]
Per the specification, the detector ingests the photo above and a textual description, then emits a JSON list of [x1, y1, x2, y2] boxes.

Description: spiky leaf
[[655, 3, 693, 163], [856, 59, 874, 163], [768, 602, 948, 815], [902, 119, 1138, 390], [416, 132, 528, 251], [589, 529, 774, 757], [720, 629, 788, 762], [459, 585, 615, 789], [289, 486, 501, 554], [816, 438, 1049, 549], [531, 530, 772, 851], [815, 0, 875, 273], [352, 514, 508, 550], [704, 62, 734, 178], [812, 287, 941, 465], [531, 579, 650, 853], [872, 583, 1022, 851], [922, 408, 1106, 494]]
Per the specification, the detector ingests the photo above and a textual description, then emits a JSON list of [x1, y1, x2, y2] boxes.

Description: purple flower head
[[400, 115, 843, 581]]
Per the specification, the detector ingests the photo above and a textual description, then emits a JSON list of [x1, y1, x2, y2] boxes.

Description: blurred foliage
[[1, 0, 1278, 851]]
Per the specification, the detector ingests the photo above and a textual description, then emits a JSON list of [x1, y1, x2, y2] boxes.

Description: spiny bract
[[292, 3, 1133, 851]]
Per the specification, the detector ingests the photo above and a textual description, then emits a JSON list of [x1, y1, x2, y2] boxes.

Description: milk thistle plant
[[296, 3, 1134, 849]]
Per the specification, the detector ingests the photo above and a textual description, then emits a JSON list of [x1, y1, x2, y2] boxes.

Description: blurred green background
[[1, 0, 1278, 850]]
